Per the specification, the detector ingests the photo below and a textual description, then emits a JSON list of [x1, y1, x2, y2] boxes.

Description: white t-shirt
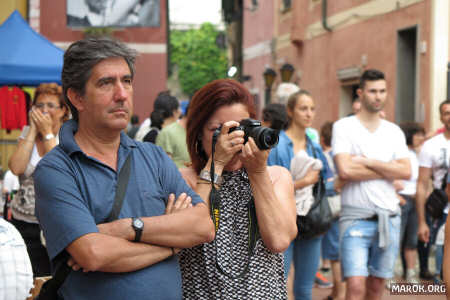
[[3, 170, 19, 194], [419, 133, 450, 188], [399, 149, 419, 196], [134, 118, 151, 142], [418, 133, 450, 213], [332, 116, 409, 212]]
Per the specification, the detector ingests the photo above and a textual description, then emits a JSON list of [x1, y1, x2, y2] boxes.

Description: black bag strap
[[440, 172, 448, 190], [105, 154, 133, 222], [37, 154, 133, 300], [308, 138, 325, 203]]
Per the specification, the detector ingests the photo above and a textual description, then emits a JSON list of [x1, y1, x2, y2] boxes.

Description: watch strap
[[132, 218, 143, 242], [44, 133, 55, 141], [199, 169, 223, 186]]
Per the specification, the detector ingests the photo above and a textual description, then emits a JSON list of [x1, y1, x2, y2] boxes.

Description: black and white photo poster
[[67, 0, 160, 27]]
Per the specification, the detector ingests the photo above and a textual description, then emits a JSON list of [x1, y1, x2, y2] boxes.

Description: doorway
[[339, 83, 359, 118], [396, 26, 418, 123]]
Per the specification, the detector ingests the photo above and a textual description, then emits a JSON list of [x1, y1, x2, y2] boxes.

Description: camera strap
[[209, 130, 258, 279]]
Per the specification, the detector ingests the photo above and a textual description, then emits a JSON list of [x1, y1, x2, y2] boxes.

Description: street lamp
[[263, 68, 276, 105], [280, 63, 295, 82]]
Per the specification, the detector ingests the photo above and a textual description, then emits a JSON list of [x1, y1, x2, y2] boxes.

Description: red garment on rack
[[0, 86, 28, 130]]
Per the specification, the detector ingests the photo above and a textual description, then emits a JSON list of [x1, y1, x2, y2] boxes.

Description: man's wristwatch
[[131, 218, 144, 242], [43, 133, 55, 141], [199, 170, 223, 186]]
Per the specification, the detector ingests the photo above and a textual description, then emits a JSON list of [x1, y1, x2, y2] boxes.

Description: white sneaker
[[406, 269, 420, 284], [385, 279, 394, 290]]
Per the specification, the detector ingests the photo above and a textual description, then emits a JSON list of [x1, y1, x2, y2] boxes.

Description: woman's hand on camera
[[240, 137, 269, 174], [212, 121, 245, 168]]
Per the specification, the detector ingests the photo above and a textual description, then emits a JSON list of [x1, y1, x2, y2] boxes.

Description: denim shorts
[[340, 216, 400, 279]]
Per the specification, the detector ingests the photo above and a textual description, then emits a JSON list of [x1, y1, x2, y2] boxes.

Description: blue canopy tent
[[0, 10, 63, 86]]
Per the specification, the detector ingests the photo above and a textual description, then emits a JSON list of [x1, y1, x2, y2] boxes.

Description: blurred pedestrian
[[143, 94, 180, 143], [143, 109, 164, 143], [8, 82, 69, 277], [320, 121, 346, 300], [262, 103, 288, 130], [126, 114, 139, 139], [396, 122, 425, 283], [416, 99, 450, 281], [268, 90, 333, 300], [347, 98, 361, 116], [274, 82, 319, 144], [332, 69, 410, 300], [156, 105, 190, 168], [135, 91, 179, 142], [2, 169, 19, 219]]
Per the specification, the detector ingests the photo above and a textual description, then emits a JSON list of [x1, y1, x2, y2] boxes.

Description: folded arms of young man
[[334, 153, 411, 183]]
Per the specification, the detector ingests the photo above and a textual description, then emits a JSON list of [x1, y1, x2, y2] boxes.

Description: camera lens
[[250, 127, 279, 150]]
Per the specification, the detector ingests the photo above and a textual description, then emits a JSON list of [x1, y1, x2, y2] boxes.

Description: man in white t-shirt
[[416, 99, 450, 280], [332, 69, 411, 300]]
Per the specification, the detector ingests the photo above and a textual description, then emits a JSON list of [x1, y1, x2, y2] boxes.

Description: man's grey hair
[[62, 37, 138, 121]]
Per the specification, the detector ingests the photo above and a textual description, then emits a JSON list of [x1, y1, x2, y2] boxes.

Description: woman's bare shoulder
[[267, 165, 291, 183]]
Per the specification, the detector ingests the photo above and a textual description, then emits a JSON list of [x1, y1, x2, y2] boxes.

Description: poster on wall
[[67, 0, 160, 28]]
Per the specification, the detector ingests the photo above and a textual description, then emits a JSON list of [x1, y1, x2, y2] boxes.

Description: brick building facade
[[242, 0, 449, 131]]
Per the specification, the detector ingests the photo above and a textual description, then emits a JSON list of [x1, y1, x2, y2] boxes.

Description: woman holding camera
[[267, 90, 332, 300], [179, 79, 297, 299]]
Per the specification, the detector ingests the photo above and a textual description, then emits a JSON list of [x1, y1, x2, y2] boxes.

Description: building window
[[280, 0, 292, 12]]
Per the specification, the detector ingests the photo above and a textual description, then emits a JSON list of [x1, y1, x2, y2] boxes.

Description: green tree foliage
[[170, 23, 228, 96]]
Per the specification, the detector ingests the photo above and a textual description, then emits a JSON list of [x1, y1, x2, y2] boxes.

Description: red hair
[[186, 79, 256, 173]]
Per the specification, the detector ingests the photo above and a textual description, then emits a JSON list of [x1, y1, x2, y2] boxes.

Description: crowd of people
[[1, 37, 450, 300]]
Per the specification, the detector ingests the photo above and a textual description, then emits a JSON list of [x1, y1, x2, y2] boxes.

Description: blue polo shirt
[[267, 130, 333, 181], [34, 120, 203, 300]]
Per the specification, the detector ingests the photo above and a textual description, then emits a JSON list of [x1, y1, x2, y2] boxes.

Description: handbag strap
[[39, 154, 133, 298], [440, 172, 448, 190], [308, 138, 325, 199]]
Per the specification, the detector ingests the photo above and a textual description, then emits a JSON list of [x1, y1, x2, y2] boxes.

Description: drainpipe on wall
[[166, 0, 171, 77], [447, 62, 450, 100], [322, 0, 332, 32]]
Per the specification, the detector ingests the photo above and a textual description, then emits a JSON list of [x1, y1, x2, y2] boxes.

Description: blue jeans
[[436, 245, 444, 276], [340, 216, 401, 279], [284, 235, 322, 300], [322, 220, 340, 261]]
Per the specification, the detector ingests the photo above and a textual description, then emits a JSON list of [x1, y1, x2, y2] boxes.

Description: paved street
[[289, 249, 447, 300], [312, 286, 446, 300]]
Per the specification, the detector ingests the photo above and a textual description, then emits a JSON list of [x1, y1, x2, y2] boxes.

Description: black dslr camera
[[226, 118, 279, 150]]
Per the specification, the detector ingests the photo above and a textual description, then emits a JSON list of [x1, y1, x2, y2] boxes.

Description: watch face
[[133, 218, 144, 229]]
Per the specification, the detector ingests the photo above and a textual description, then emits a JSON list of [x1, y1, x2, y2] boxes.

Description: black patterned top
[[179, 169, 287, 299]]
